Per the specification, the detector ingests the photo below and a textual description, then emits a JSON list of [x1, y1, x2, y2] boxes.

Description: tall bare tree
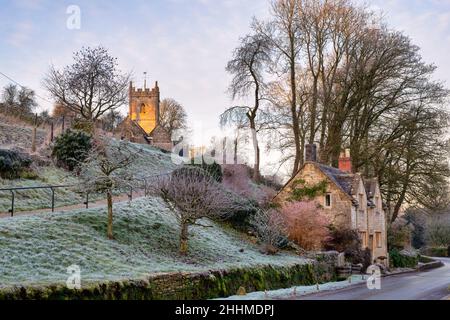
[[254, 0, 304, 177], [159, 98, 187, 138], [44, 46, 130, 123], [222, 32, 271, 181]]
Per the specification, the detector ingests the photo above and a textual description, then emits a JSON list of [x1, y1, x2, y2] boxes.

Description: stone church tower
[[129, 81, 160, 135], [115, 79, 173, 151]]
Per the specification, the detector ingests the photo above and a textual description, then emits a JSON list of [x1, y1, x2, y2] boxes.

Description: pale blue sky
[[0, 0, 449, 144]]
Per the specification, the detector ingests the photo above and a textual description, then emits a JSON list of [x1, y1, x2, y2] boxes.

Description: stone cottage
[[115, 80, 173, 151], [274, 144, 388, 265]]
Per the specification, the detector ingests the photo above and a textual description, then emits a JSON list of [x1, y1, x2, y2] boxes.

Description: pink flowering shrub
[[281, 201, 331, 251], [222, 164, 276, 207]]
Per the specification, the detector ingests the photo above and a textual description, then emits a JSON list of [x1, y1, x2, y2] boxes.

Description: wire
[[0, 71, 53, 105]]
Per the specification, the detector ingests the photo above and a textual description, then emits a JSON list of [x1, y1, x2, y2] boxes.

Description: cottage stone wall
[[274, 163, 353, 228], [275, 162, 388, 264]]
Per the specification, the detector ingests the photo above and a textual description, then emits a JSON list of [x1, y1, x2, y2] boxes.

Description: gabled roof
[[275, 161, 380, 207]]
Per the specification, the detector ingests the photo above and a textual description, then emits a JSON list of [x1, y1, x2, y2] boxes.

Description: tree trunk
[[234, 138, 238, 165], [250, 117, 260, 182], [179, 221, 189, 255], [107, 191, 113, 240], [290, 60, 301, 177]]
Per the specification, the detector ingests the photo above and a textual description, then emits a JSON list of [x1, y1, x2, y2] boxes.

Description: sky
[[1, 0, 450, 175]]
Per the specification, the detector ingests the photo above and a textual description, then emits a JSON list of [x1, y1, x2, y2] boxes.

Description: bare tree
[[149, 166, 242, 255], [44, 46, 130, 123], [78, 139, 140, 239], [223, 32, 271, 181], [159, 98, 187, 138], [1, 84, 37, 116], [253, 0, 303, 177]]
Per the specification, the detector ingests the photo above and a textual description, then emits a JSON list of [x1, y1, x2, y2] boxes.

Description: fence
[[0, 170, 176, 217]]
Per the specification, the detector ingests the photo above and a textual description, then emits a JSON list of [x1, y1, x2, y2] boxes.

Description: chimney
[[338, 148, 352, 173], [305, 144, 317, 162]]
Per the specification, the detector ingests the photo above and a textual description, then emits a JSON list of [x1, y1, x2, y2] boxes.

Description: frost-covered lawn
[[0, 197, 305, 288], [220, 275, 367, 300], [0, 142, 179, 213]]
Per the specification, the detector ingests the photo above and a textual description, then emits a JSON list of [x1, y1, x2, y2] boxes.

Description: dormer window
[[325, 193, 332, 208]]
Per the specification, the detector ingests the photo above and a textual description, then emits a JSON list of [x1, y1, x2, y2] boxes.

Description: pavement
[[293, 257, 450, 300]]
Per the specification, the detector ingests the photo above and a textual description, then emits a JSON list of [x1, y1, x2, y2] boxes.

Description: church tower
[[128, 80, 160, 134]]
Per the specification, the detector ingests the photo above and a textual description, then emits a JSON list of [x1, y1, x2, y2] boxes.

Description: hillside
[[0, 119, 48, 150], [0, 197, 306, 288], [0, 119, 180, 213]]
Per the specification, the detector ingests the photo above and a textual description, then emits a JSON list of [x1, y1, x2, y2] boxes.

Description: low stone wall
[[417, 257, 444, 272], [0, 261, 337, 300]]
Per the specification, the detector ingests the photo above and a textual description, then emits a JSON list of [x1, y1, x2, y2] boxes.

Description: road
[[297, 258, 450, 300]]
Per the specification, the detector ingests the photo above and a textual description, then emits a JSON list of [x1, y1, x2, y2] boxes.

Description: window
[[359, 231, 367, 248], [375, 232, 382, 248], [325, 193, 332, 208]]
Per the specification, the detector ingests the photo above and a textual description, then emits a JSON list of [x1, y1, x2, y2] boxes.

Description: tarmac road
[[296, 258, 450, 300]]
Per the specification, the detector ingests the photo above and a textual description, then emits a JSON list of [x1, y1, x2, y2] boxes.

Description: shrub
[[222, 164, 276, 207], [190, 158, 223, 182], [250, 209, 289, 254], [223, 199, 258, 232], [387, 219, 413, 250], [281, 201, 330, 251], [389, 248, 418, 268], [0, 149, 32, 179], [421, 246, 448, 257], [52, 130, 92, 171], [324, 227, 371, 269], [425, 215, 450, 247]]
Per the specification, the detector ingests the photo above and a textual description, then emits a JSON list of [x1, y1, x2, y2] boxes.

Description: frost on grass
[[0, 142, 180, 213], [220, 275, 367, 300], [0, 197, 305, 288]]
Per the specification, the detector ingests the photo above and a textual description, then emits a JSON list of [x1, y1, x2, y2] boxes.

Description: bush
[[222, 164, 276, 207], [0, 149, 32, 179], [224, 200, 258, 232], [281, 201, 330, 251], [52, 130, 92, 171], [425, 216, 450, 247], [324, 227, 371, 269], [421, 246, 448, 257], [190, 158, 223, 182], [389, 248, 418, 268], [388, 219, 413, 250], [250, 209, 289, 254]]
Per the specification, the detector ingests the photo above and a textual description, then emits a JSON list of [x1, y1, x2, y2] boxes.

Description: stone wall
[[0, 262, 337, 300], [274, 163, 353, 228]]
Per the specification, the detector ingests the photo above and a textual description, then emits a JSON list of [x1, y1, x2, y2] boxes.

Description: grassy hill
[[0, 138, 180, 213], [0, 197, 306, 288]]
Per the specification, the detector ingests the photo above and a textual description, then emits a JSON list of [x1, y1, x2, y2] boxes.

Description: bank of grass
[[0, 197, 306, 289], [0, 141, 179, 213]]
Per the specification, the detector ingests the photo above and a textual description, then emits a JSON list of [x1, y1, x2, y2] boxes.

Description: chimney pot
[[338, 148, 352, 173]]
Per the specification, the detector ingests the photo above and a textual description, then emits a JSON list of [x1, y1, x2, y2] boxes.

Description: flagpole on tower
[[143, 71, 147, 90]]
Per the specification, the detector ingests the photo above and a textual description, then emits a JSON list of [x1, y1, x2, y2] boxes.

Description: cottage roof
[[276, 161, 380, 207]]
